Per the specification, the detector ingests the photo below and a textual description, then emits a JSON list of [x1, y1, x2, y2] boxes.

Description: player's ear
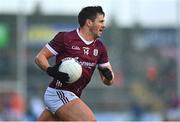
[[86, 19, 93, 27]]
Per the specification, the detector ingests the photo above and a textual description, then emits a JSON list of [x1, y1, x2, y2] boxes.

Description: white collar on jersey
[[76, 28, 94, 45]]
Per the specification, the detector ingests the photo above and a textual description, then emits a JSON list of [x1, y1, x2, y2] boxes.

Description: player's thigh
[[37, 109, 57, 121], [55, 98, 96, 121]]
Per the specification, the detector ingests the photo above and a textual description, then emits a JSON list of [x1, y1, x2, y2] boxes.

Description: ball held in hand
[[58, 57, 82, 83]]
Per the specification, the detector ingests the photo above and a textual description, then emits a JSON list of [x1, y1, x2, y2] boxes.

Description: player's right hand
[[46, 61, 70, 82]]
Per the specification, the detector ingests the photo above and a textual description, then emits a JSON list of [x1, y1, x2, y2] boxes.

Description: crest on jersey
[[83, 47, 90, 55], [93, 49, 98, 56]]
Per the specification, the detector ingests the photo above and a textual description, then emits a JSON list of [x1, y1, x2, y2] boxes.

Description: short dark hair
[[78, 6, 105, 27]]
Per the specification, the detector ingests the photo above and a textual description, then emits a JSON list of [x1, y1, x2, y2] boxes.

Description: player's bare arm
[[35, 47, 54, 71], [35, 47, 69, 82], [98, 64, 114, 85]]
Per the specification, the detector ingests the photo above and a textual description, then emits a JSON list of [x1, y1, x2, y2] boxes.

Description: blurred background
[[0, 0, 180, 121]]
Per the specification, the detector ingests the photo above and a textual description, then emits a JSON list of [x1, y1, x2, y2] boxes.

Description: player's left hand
[[98, 67, 113, 81]]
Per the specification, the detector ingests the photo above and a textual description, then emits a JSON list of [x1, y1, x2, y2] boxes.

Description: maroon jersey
[[46, 28, 109, 97]]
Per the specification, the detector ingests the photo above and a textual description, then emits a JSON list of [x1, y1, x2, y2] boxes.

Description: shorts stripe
[[56, 91, 65, 104], [56, 91, 69, 104], [65, 97, 69, 103], [60, 91, 69, 103], [61, 91, 69, 103]]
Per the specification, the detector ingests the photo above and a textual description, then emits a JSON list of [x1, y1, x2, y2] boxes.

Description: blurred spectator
[[24, 107, 36, 121], [130, 101, 144, 121], [30, 96, 44, 119], [9, 92, 25, 120], [146, 66, 158, 81], [165, 92, 180, 121], [0, 92, 25, 121]]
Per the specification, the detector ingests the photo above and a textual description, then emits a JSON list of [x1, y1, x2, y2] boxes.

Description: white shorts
[[44, 87, 79, 113]]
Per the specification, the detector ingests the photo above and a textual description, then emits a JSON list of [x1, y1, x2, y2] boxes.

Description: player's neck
[[79, 27, 95, 41]]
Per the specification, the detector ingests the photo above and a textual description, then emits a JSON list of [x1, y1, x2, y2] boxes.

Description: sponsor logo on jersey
[[83, 47, 90, 55], [72, 46, 80, 50], [79, 61, 96, 69], [74, 57, 96, 69], [93, 49, 98, 56]]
